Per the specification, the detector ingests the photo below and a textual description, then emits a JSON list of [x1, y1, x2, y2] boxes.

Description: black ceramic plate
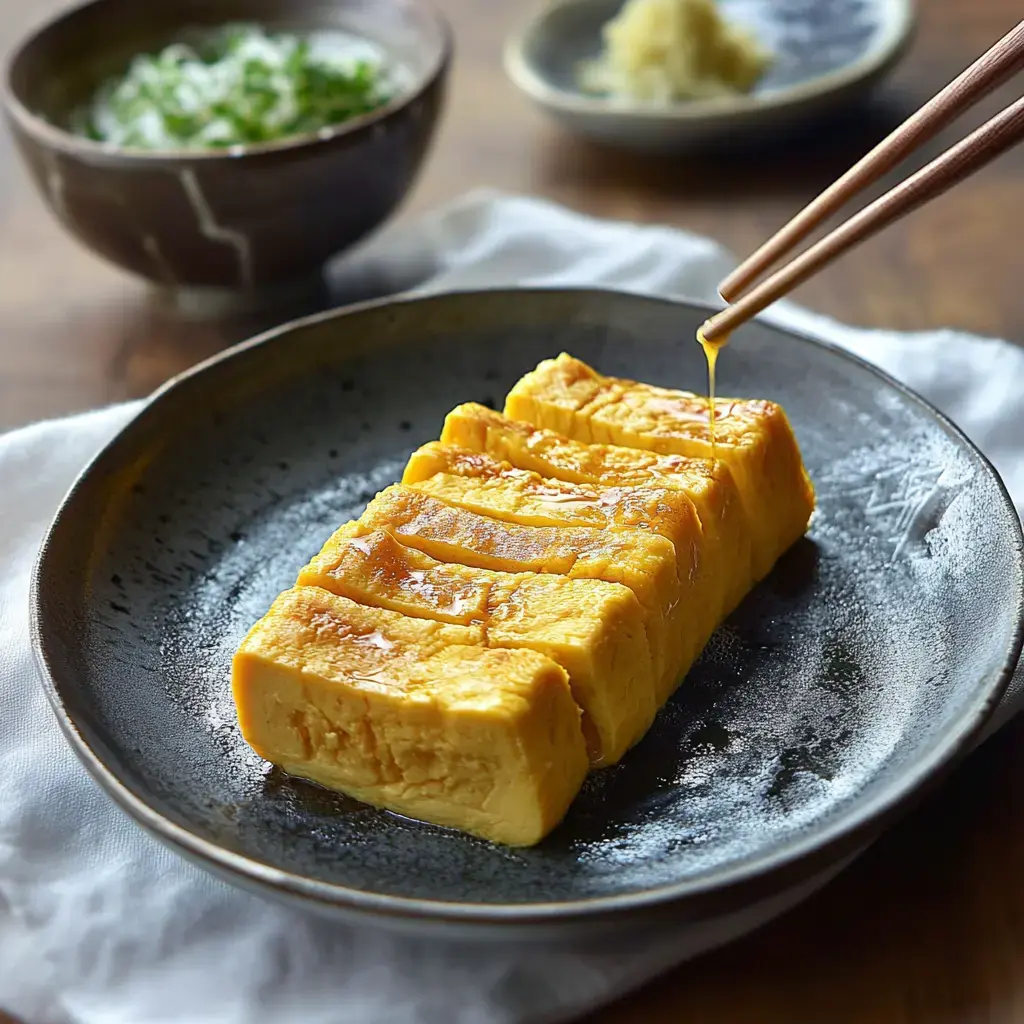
[[32, 289, 1023, 942]]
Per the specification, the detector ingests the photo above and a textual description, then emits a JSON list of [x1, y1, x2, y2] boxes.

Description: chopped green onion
[[73, 23, 395, 150]]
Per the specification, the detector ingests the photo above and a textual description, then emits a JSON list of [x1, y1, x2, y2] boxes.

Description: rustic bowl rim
[[1, 0, 452, 161]]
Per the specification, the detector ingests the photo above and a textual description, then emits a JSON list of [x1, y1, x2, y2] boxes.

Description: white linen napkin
[[2, 191, 1022, 1024]]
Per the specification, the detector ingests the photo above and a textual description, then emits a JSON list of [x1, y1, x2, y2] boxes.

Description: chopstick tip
[[717, 277, 739, 303], [699, 310, 728, 345]]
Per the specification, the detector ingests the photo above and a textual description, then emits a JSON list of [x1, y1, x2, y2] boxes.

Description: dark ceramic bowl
[[2, 0, 450, 290]]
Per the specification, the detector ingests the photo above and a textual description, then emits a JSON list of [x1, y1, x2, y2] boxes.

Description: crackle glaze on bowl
[[3, 0, 450, 289]]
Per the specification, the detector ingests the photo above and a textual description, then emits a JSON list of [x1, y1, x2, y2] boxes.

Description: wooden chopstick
[[701, 94, 1024, 344], [716, 18, 1024, 305], [701, 53, 1024, 344]]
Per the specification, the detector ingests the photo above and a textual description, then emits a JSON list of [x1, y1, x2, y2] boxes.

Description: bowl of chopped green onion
[[2, 0, 450, 290]]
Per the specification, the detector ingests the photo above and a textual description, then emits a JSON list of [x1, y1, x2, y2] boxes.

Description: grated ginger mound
[[579, 0, 771, 103]]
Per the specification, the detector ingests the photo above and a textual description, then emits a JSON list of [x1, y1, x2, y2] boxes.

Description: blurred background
[[0, 0, 1021, 432]]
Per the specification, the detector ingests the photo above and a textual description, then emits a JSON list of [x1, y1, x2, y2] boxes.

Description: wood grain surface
[[2, 1, 1024, 1022]]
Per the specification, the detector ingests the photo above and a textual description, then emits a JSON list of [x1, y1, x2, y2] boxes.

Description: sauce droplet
[[696, 323, 727, 453]]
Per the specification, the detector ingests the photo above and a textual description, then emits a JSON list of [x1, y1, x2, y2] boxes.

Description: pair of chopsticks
[[700, 19, 1024, 344]]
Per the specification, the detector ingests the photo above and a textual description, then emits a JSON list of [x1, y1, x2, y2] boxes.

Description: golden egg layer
[[232, 354, 814, 845], [504, 353, 815, 579]]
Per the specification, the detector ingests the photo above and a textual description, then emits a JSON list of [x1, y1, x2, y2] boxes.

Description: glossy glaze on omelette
[[232, 354, 814, 845]]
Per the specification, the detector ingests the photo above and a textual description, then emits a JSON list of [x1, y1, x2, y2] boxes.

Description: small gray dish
[[31, 288, 1023, 948], [504, 0, 915, 152]]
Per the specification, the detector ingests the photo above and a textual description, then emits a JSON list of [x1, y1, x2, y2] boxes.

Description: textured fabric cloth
[[2, 192, 1022, 1023]]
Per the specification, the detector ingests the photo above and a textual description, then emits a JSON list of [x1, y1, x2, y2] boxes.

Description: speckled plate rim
[[30, 287, 1023, 929], [503, 0, 914, 124], [2, 0, 453, 161]]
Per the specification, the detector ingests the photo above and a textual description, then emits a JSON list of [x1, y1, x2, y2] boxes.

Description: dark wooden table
[[3, 1, 1024, 1022]]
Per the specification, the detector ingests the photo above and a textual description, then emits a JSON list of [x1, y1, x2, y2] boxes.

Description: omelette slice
[[297, 528, 655, 764], [232, 586, 588, 846], [343, 485, 682, 698], [440, 402, 753, 612], [401, 441, 722, 688], [233, 355, 816, 848], [504, 353, 814, 578]]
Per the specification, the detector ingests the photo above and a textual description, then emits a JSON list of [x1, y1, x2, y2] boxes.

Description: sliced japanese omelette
[[297, 527, 655, 765], [439, 401, 754, 612], [401, 440, 722, 696], [232, 352, 815, 848], [343, 485, 684, 703], [504, 353, 815, 579], [232, 585, 588, 846]]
